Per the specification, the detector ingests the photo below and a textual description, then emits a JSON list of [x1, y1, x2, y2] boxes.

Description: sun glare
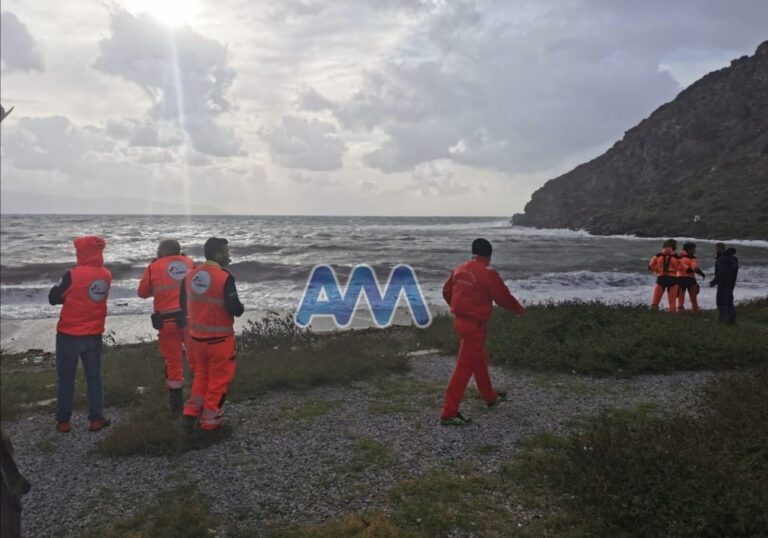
[[124, 0, 201, 27]]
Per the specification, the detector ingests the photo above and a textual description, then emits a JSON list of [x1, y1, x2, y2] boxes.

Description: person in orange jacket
[[48, 236, 112, 433], [440, 238, 525, 426], [138, 239, 196, 414], [676, 242, 706, 314], [648, 239, 681, 312], [180, 237, 244, 432]]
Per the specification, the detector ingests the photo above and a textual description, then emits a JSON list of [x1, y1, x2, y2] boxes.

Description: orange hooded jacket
[[55, 236, 112, 336]]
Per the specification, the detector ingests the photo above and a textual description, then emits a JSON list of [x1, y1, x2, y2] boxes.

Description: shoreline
[[0, 307, 447, 353]]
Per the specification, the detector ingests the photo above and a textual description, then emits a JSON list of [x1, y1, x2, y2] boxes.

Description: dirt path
[[5, 353, 716, 537]]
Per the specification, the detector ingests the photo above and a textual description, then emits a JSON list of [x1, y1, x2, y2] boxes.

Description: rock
[[512, 40, 768, 240]]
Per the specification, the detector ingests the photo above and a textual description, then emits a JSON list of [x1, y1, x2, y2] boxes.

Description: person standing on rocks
[[648, 239, 681, 312], [710, 243, 739, 323], [48, 236, 113, 433], [138, 239, 196, 414], [439, 238, 525, 426], [180, 237, 244, 432]]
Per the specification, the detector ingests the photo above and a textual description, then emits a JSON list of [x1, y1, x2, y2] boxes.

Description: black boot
[[169, 388, 184, 415], [181, 415, 196, 435]]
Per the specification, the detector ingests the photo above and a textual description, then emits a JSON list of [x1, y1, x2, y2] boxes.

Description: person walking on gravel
[[439, 238, 525, 426]]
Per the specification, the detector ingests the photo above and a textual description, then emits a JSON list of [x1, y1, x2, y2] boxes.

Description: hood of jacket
[[74, 236, 106, 266]]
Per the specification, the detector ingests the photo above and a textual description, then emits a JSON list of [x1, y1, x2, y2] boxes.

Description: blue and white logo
[[295, 264, 432, 329], [190, 270, 211, 294], [167, 261, 189, 281], [88, 279, 109, 302]]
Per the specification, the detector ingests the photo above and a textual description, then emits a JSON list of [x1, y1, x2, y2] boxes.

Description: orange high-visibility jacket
[[648, 248, 680, 277], [57, 236, 112, 336], [442, 257, 525, 321], [138, 255, 195, 314], [676, 252, 699, 279], [184, 263, 235, 338]]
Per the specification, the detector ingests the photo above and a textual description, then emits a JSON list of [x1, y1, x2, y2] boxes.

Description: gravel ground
[[5, 353, 717, 537]]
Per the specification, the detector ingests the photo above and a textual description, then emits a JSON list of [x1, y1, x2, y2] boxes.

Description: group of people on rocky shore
[[648, 239, 739, 322]]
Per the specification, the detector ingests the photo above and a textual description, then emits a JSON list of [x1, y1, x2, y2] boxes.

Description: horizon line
[[0, 212, 512, 219]]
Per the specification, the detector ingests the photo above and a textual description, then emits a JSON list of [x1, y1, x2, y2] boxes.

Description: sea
[[1, 215, 767, 323]]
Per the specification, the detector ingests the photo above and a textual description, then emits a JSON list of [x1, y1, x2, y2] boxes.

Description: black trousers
[[716, 286, 736, 323]]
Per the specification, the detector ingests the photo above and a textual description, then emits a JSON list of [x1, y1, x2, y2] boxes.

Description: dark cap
[[471, 238, 492, 257]]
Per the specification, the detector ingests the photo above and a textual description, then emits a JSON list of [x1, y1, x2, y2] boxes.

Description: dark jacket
[[711, 248, 739, 290]]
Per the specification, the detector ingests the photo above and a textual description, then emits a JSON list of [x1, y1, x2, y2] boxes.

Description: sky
[[1, 0, 766, 216]]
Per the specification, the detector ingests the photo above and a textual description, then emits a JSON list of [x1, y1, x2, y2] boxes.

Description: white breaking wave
[[509, 225, 768, 248]]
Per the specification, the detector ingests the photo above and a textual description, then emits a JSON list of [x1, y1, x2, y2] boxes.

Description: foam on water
[[2, 215, 766, 322]]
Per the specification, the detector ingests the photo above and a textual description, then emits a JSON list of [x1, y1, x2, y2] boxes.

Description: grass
[[342, 436, 396, 473], [92, 322, 410, 456], [509, 367, 768, 536], [96, 386, 231, 457], [367, 375, 440, 415], [419, 299, 768, 376], [279, 366, 768, 537], [282, 399, 338, 421], [0, 342, 170, 421], [5, 300, 764, 422], [82, 487, 216, 538]]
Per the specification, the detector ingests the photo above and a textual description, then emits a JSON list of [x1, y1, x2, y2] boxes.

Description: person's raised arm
[[48, 271, 72, 305], [488, 270, 524, 315]]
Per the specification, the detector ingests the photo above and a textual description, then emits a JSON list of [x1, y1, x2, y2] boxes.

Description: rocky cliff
[[512, 41, 768, 240]]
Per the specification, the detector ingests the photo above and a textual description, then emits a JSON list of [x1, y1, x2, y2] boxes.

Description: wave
[[511, 225, 768, 248], [0, 262, 139, 285]]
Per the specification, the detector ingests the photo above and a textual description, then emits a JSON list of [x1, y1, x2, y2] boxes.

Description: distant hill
[[513, 41, 768, 240]]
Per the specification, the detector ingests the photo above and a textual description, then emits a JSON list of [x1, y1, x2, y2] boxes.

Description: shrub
[[510, 367, 768, 536], [419, 301, 768, 376]]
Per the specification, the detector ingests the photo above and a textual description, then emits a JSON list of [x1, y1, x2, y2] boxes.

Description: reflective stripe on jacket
[[184, 264, 235, 338], [138, 255, 195, 314]]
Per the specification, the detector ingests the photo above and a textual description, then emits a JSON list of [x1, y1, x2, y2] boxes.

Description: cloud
[[262, 116, 346, 171], [1, 11, 44, 72], [304, 0, 768, 175], [93, 10, 241, 156], [412, 162, 470, 197], [2, 116, 113, 174]]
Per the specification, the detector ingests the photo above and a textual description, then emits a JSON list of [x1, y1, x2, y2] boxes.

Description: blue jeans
[[55, 333, 104, 422]]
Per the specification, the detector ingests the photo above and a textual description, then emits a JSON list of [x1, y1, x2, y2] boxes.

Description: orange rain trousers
[[440, 317, 499, 418], [158, 326, 192, 389], [182, 335, 236, 430]]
